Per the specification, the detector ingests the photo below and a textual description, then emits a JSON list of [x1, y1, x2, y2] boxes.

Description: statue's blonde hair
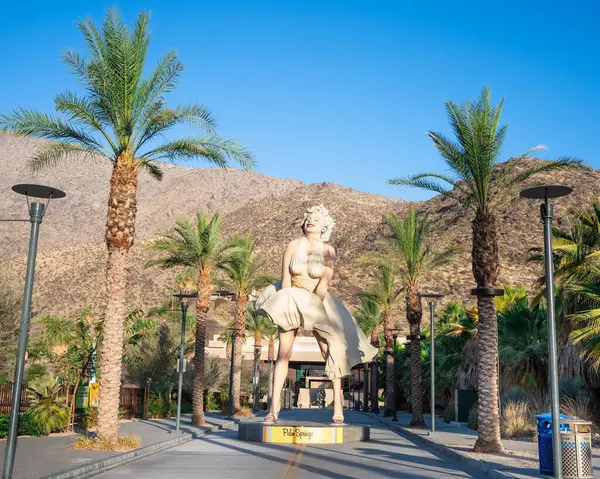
[[301, 204, 336, 242]]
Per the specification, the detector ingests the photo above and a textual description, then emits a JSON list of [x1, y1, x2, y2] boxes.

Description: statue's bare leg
[[267, 328, 297, 420], [314, 332, 344, 420]]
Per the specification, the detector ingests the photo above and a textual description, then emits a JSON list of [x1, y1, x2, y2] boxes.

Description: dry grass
[[561, 396, 595, 423], [233, 407, 252, 417], [501, 401, 536, 439], [71, 434, 141, 451]]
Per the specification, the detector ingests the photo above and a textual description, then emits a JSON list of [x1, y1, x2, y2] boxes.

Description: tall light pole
[[2, 184, 66, 479], [520, 184, 572, 479], [419, 293, 443, 434], [173, 292, 197, 433]]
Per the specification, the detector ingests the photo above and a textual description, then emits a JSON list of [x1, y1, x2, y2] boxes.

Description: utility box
[[454, 389, 478, 422]]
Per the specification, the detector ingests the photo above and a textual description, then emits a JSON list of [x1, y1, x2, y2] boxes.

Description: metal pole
[[430, 301, 435, 434], [228, 332, 235, 419], [392, 334, 398, 422], [363, 363, 369, 412], [371, 361, 379, 414], [542, 200, 562, 479], [267, 360, 273, 412], [3, 202, 44, 479], [252, 348, 259, 411], [175, 300, 188, 433]]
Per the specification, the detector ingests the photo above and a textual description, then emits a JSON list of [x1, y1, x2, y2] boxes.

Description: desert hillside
[[1, 134, 598, 336]]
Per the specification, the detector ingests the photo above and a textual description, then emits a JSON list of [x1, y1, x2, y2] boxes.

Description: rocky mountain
[[1, 134, 597, 336]]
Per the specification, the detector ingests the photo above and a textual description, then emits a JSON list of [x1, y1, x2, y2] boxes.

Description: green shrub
[[0, 411, 47, 438], [24, 364, 47, 383], [443, 403, 455, 424], [181, 402, 193, 414], [80, 408, 98, 430], [468, 404, 478, 431], [147, 391, 173, 418], [560, 378, 588, 401]]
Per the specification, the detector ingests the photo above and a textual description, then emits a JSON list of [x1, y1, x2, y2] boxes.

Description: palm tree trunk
[[97, 156, 138, 440], [370, 325, 380, 413], [232, 294, 247, 412], [472, 211, 504, 453], [267, 338, 275, 409], [383, 310, 395, 416], [193, 271, 213, 426], [253, 332, 261, 411], [407, 288, 424, 427]]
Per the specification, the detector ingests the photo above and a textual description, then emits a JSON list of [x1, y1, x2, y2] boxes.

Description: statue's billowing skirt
[[255, 282, 378, 379]]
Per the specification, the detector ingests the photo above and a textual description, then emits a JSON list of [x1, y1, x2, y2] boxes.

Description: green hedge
[[0, 412, 48, 438]]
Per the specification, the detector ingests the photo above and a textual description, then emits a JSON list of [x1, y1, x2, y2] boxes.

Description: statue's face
[[304, 210, 325, 235]]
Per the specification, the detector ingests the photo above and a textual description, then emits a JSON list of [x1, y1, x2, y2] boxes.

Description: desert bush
[[443, 403, 455, 424], [561, 395, 595, 423], [71, 434, 141, 451], [468, 404, 478, 431], [147, 391, 174, 419], [27, 375, 70, 434], [501, 401, 535, 438], [24, 364, 47, 383], [560, 378, 588, 401]]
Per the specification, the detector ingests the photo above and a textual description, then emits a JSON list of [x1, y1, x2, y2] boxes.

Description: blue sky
[[1, 1, 598, 201]]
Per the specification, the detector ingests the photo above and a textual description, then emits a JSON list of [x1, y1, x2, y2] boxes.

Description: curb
[[365, 413, 521, 479], [40, 421, 235, 479]]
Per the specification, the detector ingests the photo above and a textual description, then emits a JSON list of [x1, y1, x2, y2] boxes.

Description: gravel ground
[[447, 444, 539, 470]]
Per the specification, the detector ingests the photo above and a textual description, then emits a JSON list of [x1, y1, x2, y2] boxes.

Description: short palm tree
[[219, 235, 275, 411], [147, 211, 241, 425], [385, 206, 458, 426], [360, 264, 403, 417], [27, 375, 70, 434], [390, 86, 580, 452], [0, 11, 253, 439], [245, 308, 275, 411]]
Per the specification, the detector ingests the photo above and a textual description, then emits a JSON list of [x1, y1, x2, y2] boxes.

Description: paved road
[[97, 411, 486, 479]]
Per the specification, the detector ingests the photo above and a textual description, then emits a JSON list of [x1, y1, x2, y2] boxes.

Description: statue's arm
[[314, 245, 336, 301], [281, 240, 295, 289]]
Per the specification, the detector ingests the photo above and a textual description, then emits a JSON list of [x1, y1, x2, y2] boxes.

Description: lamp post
[[172, 292, 197, 433], [520, 184, 573, 479], [419, 293, 443, 434], [2, 184, 65, 479], [389, 329, 402, 422]]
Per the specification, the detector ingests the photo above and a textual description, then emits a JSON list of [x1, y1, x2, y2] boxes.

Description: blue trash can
[[536, 412, 569, 474]]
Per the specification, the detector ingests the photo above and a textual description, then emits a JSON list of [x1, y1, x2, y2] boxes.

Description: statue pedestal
[[238, 421, 370, 444]]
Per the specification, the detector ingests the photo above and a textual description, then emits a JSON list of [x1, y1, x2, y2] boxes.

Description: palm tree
[[147, 211, 242, 425], [245, 308, 275, 411], [263, 319, 278, 408], [0, 11, 253, 439], [360, 265, 403, 417], [389, 86, 580, 452], [27, 375, 70, 434], [219, 235, 275, 412], [354, 295, 383, 413], [384, 207, 458, 426]]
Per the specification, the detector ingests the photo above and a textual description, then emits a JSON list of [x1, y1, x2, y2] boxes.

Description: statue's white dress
[[255, 237, 378, 379]]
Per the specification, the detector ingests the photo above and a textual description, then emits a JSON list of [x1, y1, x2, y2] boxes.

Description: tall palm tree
[[245, 308, 274, 411], [360, 265, 403, 417], [0, 11, 253, 439], [147, 211, 241, 425], [389, 86, 580, 452], [385, 207, 458, 426], [354, 294, 383, 413], [219, 235, 275, 412]]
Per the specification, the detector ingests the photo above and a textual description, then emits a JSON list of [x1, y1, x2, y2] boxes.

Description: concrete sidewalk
[[374, 411, 600, 479], [0, 413, 234, 479]]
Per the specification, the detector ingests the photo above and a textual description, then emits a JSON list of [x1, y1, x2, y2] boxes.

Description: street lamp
[[172, 292, 197, 433], [2, 184, 66, 479], [419, 293, 443, 434], [389, 329, 402, 422], [520, 184, 573, 479]]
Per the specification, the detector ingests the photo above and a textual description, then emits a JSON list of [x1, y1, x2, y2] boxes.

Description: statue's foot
[[331, 414, 345, 425], [262, 413, 278, 424]]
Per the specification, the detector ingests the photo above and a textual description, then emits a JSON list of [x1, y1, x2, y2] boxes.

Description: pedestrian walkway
[[0, 413, 232, 479], [96, 410, 487, 479], [377, 411, 600, 479]]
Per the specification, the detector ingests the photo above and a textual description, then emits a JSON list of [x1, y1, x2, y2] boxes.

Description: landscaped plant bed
[[447, 443, 539, 470]]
